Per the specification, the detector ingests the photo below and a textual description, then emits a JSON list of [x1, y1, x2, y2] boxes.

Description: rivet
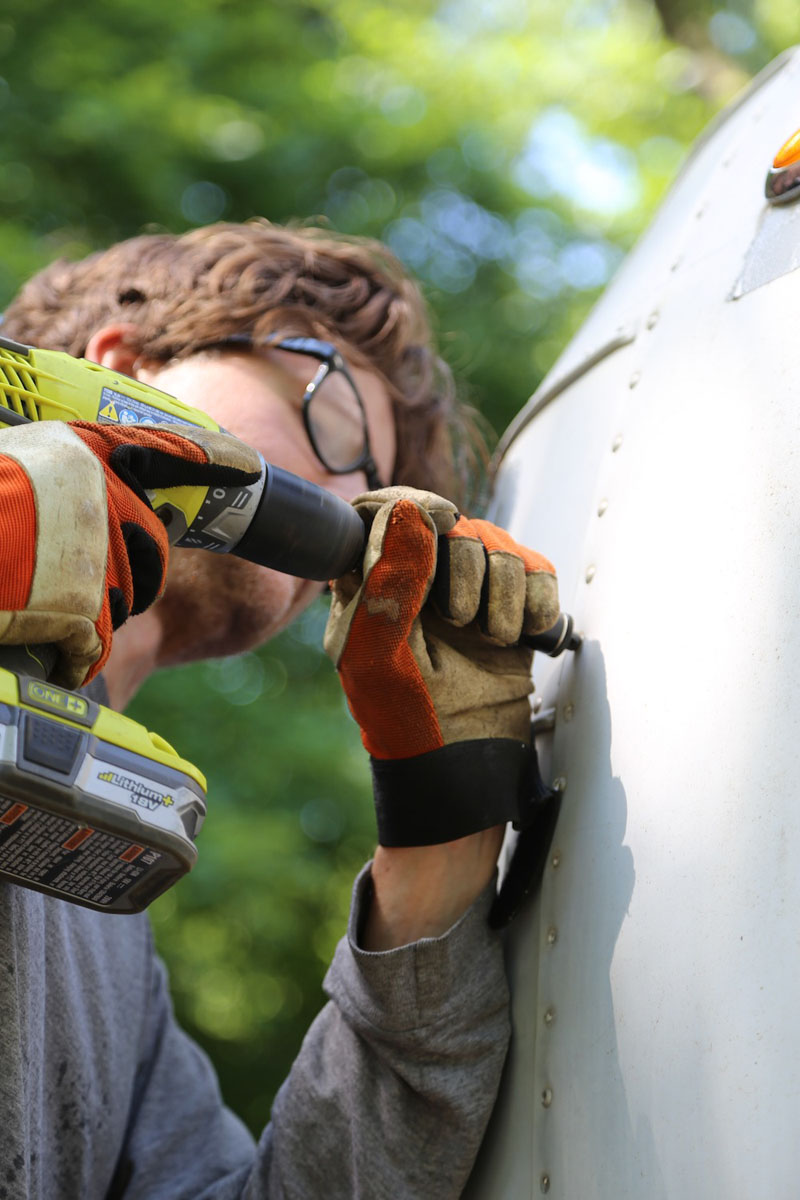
[[544, 1006, 556, 1027], [541, 1086, 553, 1108], [597, 498, 608, 517], [562, 702, 574, 722], [611, 434, 623, 452], [551, 850, 561, 868], [546, 926, 558, 945], [541, 1174, 551, 1194], [532, 695, 543, 713], [628, 370, 641, 388], [553, 776, 567, 792], [585, 564, 596, 583]]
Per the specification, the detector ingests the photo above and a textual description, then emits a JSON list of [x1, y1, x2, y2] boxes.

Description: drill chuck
[[523, 612, 583, 657]]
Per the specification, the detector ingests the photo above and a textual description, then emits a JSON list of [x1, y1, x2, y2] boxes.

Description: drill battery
[[0, 671, 206, 913]]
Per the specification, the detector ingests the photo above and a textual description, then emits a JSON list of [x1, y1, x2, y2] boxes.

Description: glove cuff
[[370, 739, 531, 846]]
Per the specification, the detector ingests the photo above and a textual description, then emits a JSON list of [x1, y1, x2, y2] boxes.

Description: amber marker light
[[773, 129, 800, 169], [765, 126, 800, 205]]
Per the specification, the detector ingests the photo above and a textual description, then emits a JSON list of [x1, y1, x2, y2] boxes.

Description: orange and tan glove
[[324, 487, 559, 845], [0, 420, 261, 688]]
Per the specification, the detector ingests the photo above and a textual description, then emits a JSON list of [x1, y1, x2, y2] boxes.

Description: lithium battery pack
[[0, 672, 207, 913]]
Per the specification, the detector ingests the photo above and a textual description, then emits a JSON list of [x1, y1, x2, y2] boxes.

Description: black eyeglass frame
[[199, 332, 384, 491]]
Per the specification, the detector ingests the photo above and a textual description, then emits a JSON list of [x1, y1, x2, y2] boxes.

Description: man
[[0, 220, 558, 1198]]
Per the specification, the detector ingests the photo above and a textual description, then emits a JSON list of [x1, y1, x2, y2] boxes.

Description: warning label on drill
[[0, 795, 168, 908], [97, 387, 193, 429]]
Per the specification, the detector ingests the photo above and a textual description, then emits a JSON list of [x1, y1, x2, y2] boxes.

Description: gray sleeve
[[112, 930, 258, 1200], [119, 866, 509, 1199], [250, 866, 510, 1200]]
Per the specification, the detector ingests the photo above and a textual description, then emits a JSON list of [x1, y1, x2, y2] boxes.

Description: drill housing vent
[[0, 346, 43, 422], [0, 337, 84, 427]]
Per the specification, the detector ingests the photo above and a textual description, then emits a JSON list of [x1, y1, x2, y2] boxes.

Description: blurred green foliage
[[0, 0, 792, 1134]]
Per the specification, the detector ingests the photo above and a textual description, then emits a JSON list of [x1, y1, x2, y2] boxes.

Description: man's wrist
[[361, 827, 505, 952]]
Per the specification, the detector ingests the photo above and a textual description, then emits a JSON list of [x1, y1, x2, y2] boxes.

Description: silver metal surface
[[733, 197, 800, 295], [465, 45, 800, 1200], [764, 161, 800, 205]]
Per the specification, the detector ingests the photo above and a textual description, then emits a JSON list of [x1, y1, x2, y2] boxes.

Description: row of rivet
[[539, 770, 565, 1193], [585, 424, 626, 582], [540, 320, 651, 1187], [585, 311, 658, 584], [539, 316, 650, 1193]]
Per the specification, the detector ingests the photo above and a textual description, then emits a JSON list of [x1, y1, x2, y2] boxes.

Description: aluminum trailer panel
[[466, 47, 800, 1200]]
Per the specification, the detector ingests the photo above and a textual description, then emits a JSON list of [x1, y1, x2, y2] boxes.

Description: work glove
[[0, 420, 261, 688], [324, 487, 559, 846]]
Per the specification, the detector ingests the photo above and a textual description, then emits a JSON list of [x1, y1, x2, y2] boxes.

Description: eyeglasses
[[200, 333, 384, 491]]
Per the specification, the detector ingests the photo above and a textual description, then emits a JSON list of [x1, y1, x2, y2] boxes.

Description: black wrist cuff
[[371, 739, 534, 847]]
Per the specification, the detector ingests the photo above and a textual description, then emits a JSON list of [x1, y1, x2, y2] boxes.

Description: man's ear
[[84, 324, 143, 375]]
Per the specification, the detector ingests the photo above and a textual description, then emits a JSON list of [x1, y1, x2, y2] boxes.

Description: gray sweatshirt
[[0, 867, 509, 1199]]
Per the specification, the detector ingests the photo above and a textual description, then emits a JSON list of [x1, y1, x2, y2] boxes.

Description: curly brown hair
[[1, 220, 488, 505]]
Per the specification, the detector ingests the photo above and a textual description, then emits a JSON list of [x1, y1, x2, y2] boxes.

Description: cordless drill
[[0, 337, 577, 914], [0, 335, 366, 580]]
